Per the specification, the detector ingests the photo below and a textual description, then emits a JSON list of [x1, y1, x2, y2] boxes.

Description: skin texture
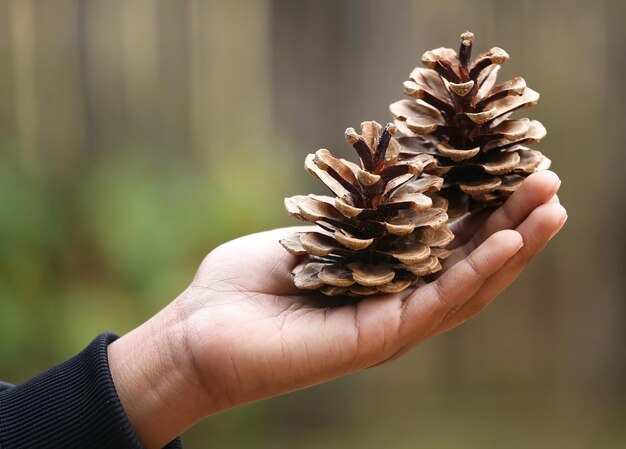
[[108, 170, 567, 449]]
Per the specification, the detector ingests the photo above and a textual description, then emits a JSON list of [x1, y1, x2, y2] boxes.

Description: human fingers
[[395, 230, 524, 347], [449, 190, 558, 251], [444, 171, 561, 267], [432, 202, 567, 336]]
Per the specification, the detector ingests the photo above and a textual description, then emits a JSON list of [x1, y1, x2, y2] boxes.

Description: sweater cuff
[[0, 333, 182, 449]]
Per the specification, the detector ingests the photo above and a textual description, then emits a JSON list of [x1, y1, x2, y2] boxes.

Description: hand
[[108, 171, 566, 448]]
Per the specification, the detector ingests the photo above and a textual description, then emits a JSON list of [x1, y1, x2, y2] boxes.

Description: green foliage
[[0, 144, 298, 379]]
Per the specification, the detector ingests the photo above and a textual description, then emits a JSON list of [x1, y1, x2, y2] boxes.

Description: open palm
[[174, 171, 566, 413]]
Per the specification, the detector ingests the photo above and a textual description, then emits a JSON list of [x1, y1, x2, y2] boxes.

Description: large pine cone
[[280, 121, 453, 297], [390, 31, 550, 217]]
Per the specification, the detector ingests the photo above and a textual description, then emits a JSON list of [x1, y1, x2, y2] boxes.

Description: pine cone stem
[[459, 31, 474, 70], [376, 124, 395, 162]]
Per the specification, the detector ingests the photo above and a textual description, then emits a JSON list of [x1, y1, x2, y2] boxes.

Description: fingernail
[[549, 213, 568, 240], [549, 173, 561, 192]]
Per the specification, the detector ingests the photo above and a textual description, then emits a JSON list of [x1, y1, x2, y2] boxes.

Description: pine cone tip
[[392, 30, 550, 214]]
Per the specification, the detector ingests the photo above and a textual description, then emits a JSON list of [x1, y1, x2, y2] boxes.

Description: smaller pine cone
[[390, 31, 550, 217], [280, 121, 453, 297]]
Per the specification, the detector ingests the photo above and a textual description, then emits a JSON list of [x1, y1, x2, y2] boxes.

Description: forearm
[[108, 305, 205, 449]]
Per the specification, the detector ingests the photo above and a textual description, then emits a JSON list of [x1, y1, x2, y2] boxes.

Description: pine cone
[[390, 31, 550, 217], [280, 121, 453, 297]]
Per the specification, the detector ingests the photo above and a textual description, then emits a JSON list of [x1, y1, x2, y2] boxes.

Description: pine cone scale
[[480, 151, 521, 174], [333, 230, 373, 250], [318, 265, 355, 287], [383, 241, 431, 265], [293, 263, 328, 290]]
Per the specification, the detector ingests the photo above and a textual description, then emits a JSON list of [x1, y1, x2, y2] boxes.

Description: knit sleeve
[[0, 333, 182, 449]]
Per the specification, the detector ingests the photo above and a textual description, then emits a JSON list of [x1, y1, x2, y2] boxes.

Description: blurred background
[[0, 0, 624, 447]]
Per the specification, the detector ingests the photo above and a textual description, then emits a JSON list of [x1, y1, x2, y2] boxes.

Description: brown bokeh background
[[0, 0, 624, 447]]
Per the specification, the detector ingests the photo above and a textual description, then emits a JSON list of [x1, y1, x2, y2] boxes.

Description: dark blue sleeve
[[0, 333, 182, 449]]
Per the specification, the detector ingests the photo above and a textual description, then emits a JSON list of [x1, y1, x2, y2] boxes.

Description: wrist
[[108, 304, 206, 449]]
